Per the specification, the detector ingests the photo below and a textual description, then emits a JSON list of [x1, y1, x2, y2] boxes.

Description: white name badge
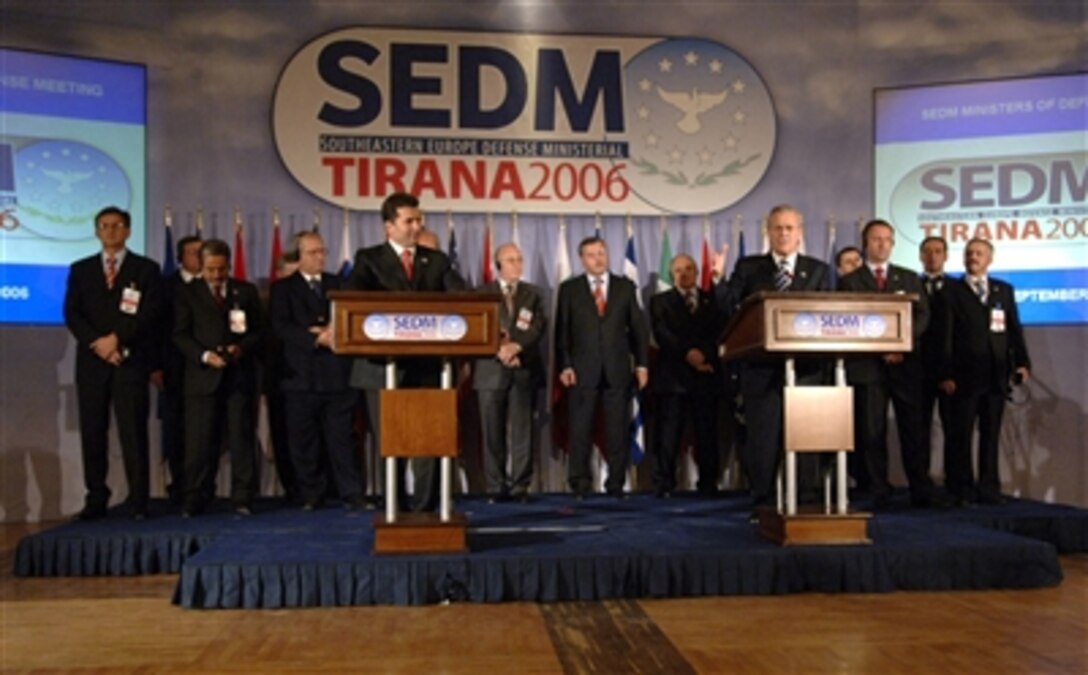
[[120, 287, 141, 315], [516, 308, 533, 331], [990, 308, 1006, 333], [229, 309, 247, 334]]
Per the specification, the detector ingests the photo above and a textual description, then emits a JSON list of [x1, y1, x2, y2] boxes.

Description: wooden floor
[[2, 522, 1086, 674]]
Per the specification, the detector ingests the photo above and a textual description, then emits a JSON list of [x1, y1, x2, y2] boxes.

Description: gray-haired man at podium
[[711, 204, 832, 513], [347, 193, 466, 512]]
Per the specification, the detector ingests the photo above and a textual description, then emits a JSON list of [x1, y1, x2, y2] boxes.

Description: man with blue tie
[[556, 236, 649, 498], [270, 231, 367, 511], [938, 238, 1030, 505], [713, 204, 831, 511]]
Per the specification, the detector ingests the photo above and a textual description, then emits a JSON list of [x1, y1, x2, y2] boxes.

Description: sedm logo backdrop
[[272, 28, 776, 215]]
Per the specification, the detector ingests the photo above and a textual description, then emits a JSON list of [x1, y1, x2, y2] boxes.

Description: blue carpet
[[14, 492, 1085, 607]]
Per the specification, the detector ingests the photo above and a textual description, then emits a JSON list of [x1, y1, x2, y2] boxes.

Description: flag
[[826, 216, 838, 265], [448, 223, 460, 276], [481, 215, 494, 284], [339, 208, 353, 278], [548, 217, 573, 454], [656, 219, 673, 292], [268, 219, 283, 282], [699, 223, 712, 292], [232, 210, 247, 280], [162, 208, 176, 277], [623, 222, 645, 465]]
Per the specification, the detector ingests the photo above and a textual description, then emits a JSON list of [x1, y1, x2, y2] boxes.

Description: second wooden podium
[[328, 290, 501, 554], [720, 291, 917, 545]]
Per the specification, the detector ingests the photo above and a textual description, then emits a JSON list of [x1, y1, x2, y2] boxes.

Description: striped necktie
[[774, 260, 791, 291]]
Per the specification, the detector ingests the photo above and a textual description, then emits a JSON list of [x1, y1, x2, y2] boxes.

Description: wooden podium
[[328, 290, 502, 554], [720, 291, 916, 545]]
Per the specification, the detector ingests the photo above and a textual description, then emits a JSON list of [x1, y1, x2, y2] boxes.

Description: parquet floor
[[2, 522, 1085, 673]]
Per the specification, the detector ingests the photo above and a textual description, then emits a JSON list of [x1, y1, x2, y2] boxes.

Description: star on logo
[[684, 51, 699, 66], [639, 77, 653, 92], [637, 106, 650, 121], [645, 132, 659, 148], [667, 146, 685, 164], [709, 59, 723, 74], [723, 134, 739, 150], [732, 109, 747, 125], [658, 58, 673, 73], [698, 147, 715, 165], [731, 78, 747, 94]]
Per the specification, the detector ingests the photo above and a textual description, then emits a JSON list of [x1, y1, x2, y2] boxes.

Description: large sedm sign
[[272, 27, 776, 215]]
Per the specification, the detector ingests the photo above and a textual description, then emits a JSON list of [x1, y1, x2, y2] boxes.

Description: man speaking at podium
[[712, 204, 831, 512], [347, 193, 466, 512]]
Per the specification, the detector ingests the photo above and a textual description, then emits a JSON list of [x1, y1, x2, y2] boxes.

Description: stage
[[14, 492, 1087, 608]]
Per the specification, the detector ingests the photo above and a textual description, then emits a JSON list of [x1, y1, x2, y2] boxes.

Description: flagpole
[[196, 206, 204, 235]]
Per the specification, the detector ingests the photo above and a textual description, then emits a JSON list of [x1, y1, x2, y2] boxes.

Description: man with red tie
[[347, 193, 465, 512], [555, 236, 649, 499], [839, 219, 939, 507], [64, 206, 164, 520], [173, 239, 264, 516]]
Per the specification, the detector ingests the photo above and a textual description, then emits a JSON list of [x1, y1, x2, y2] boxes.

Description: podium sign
[[721, 291, 913, 359], [328, 290, 501, 357]]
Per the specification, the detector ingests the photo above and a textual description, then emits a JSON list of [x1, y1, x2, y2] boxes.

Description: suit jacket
[[939, 275, 1030, 395], [919, 273, 948, 376], [649, 286, 725, 394], [715, 253, 832, 392], [173, 278, 264, 396], [556, 273, 649, 389], [270, 271, 352, 393], [162, 270, 196, 389], [346, 243, 466, 389], [839, 263, 929, 385], [472, 280, 546, 390], [64, 250, 164, 378]]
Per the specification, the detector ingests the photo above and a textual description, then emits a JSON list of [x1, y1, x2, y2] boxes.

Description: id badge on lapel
[[120, 286, 141, 315], [229, 308, 247, 334]]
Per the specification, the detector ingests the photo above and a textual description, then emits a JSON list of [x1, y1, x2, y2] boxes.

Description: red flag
[[700, 234, 712, 291], [481, 221, 493, 284], [233, 223, 247, 281], [268, 223, 283, 282]]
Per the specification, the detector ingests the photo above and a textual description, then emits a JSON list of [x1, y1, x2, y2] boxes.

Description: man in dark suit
[[160, 234, 202, 504], [839, 219, 939, 507], [270, 231, 366, 511], [173, 239, 264, 516], [939, 238, 1030, 505], [64, 206, 164, 520], [347, 192, 465, 512], [472, 242, 546, 502], [918, 235, 952, 494], [556, 236, 650, 498], [712, 204, 831, 509], [650, 253, 725, 498]]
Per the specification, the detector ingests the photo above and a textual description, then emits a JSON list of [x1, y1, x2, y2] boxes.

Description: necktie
[[400, 249, 414, 281], [308, 276, 322, 297], [592, 277, 606, 316], [213, 283, 225, 309], [924, 276, 934, 296], [974, 279, 987, 304], [686, 289, 698, 314], [774, 260, 791, 291], [105, 255, 117, 290], [503, 283, 516, 318], [874, 266, 886, 291]]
